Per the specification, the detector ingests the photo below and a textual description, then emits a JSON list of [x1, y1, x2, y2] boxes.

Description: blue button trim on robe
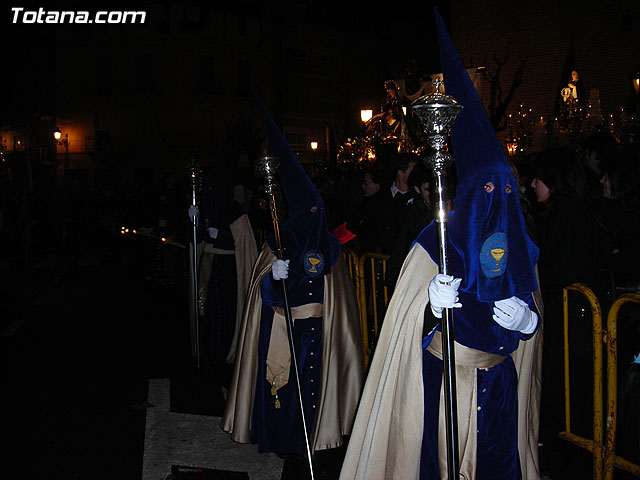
[[250, 273, 324, 454], [420, 344, 521, 480], [417, 231, 532, 480]]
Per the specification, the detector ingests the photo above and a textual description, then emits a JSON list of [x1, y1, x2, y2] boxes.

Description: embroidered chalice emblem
[[307, 256, 321, 273], [490, 248, 505, 274]]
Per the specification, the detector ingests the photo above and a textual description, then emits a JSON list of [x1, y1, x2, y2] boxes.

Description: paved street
[[0, 221, 346, 480], [0, 217, 260, 479], [1, 227, 187, 479]]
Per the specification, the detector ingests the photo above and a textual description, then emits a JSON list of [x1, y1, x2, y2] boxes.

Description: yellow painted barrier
[[559, 283, 604, 479], [559, 285, 640, 479], [342, 248, 361, 286], [604, 293, 640, 480], [357, 252, 390, 369]]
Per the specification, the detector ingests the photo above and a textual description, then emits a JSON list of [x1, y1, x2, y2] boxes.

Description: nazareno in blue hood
[[254, 93, 340, 278], [419, 9, 539, 302]]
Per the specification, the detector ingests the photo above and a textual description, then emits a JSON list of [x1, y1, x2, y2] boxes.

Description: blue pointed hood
[[203, 115, 245, 228], [254, 93, 340, 277], [423, 9, 539, 302]]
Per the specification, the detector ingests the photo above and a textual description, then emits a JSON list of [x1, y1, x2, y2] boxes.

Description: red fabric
[[332, 222, 356, 245]]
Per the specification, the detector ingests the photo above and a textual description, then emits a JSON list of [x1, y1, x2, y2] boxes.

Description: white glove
[[428, 274, 462, 318], [272, 259, 290, 280], [188, 205, 199, 221], [207, 227, 219, 239], [493, 296, 538, 334]]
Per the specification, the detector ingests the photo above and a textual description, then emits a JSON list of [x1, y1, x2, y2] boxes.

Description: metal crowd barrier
[[559, 283, 605, 478], [604, 293, 640, 480], [560, 284, 640, 479], [342, 248, 361, 283], [340, 249, 391, 369]]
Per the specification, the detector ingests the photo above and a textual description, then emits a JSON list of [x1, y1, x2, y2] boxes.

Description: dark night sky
[[1, 1, 451, 123]]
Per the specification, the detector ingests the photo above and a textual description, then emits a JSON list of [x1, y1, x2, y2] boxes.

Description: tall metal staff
[[411, 78, 463, 480], [255, 153, 315, 480], [188, 160, 202, 369]]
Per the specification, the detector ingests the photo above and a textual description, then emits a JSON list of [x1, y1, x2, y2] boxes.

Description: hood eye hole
[[310, 206, 317, 213], [504, 184, 513, 193], [484, 182, 494, 193]]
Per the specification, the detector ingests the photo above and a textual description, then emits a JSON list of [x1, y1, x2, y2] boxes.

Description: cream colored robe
[[512, 270, 544, 480], [339, 243, 543, 480], [221, 243, 364, 451], [226, 214, 259, 363]]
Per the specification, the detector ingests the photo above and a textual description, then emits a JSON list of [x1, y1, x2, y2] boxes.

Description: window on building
[[94, 56, 112, 95], [283, 83, 309, 109], [85, 135, 95, 152], [95, 130, 110, 152], [198, 55, 215, 93], [285, 47, 307, 64], [134, 53, 154, 93], [238, 14, 247, 36], [284, 129, 308, 153], [238, 60, 251, 97]]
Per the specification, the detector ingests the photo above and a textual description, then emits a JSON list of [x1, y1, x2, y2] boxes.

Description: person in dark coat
[[529, 147, 612, 301], [375, 153, 418, 254], [581, 130, 620, 204], [529, 146, 613, 477], [595, 143, 640, 294], [346, 164, 386, 254], [385, 162, 434, 290], [596, 146, 640, 465]]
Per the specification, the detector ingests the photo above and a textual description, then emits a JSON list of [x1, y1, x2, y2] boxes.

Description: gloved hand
[[493, 296, 538, 334], [428, 274, 462, 318], [272, 259, 290, 280], [188, 205, 199, 221], [207, 227, 219, 239]]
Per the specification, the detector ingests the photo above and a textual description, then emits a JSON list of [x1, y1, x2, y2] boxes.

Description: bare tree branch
[[479, 45, 528, 133]]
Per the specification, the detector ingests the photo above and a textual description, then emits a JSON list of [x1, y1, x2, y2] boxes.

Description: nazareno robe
[[194, 210, 258, 367], [188, 211, 258, 367], [339, 238, 543, 480], [221, 243, 364, 453]]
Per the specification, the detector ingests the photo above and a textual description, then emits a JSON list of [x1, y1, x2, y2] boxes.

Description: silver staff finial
[[255, 153, 280, 196], [410, 86, 463, 174]]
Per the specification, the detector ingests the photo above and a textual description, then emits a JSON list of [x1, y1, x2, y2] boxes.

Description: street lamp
[[310, 140, 319, 170], [53, 127, 68, 151]]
